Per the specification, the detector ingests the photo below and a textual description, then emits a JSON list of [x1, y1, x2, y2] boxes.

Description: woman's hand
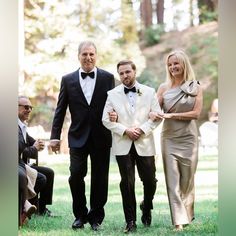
[[149, 111, 164, 121], [162, 113, 173, 119]]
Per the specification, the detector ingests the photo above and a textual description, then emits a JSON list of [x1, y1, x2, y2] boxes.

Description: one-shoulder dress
[[161, 80, 199, 225]]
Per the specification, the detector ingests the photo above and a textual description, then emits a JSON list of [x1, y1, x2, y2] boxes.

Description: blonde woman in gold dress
[[150, 49, 203, 231]]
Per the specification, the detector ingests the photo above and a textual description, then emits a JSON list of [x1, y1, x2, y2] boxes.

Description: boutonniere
[[137, 89, 142, 96]]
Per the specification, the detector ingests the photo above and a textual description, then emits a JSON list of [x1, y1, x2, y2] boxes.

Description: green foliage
[[22, 1, 218, 127], [189, 44, 200, 56], [144, 25, 165, 46], [137, 69, 158, 89], [185, 33, 218, 122], [199, 6, 218, 23], [30, 103, 55, 131], [116, 0, 139, 44]]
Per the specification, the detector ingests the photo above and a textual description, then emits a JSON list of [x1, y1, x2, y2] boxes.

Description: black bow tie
[[124, 86, 136, 94], [81, 71, 95, 79]]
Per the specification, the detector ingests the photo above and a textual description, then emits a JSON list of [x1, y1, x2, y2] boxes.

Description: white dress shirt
[[79, 67, 97, 105], [124, 82, 138, 113], [18, 118, 27, 142]]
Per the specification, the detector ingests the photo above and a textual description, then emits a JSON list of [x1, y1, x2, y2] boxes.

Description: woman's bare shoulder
[[158, 82, 168, 93]]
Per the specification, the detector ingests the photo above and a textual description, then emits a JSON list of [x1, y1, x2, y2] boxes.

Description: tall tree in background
[[77, 0, 95, 34], [24, 0, 75, 130], [140, 0, 153, 28], [156, 0, 164, 24], [190, 0, 194, 26], [119, 0, 139, 44]]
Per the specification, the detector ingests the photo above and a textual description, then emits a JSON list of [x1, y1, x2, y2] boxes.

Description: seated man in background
[[18, 95, 55, 216], [19, 139, 41, 226]]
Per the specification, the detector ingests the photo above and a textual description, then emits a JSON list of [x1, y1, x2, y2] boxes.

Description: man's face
[[118, 64, 136, 88], [78, 45, 97, 72], [18, 97, 33, 122]]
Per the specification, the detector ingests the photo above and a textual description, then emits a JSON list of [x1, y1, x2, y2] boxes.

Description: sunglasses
[[18, 105, 33, 111]]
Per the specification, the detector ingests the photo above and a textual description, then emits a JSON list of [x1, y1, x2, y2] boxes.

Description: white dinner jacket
[[102, 82, 162, 156]]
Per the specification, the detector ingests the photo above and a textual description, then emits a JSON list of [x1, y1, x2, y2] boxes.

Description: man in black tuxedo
[[50, 41, 115, 231], [18, 95, 54, 217]]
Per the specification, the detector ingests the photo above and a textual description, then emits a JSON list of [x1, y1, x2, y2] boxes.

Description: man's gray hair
[[78, 41, 97, 54], [18, 95, 29, 101]]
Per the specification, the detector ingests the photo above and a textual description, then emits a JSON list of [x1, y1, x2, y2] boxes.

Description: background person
[[18, 139, 39, 226], [18, 95, 55, 217]]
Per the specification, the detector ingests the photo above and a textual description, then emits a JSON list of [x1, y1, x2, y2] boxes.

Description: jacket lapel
[[18, 125, 26, 144], [75, 69, 89, 106], [134, 84, 143, 116], [117, 86, 134, 116]]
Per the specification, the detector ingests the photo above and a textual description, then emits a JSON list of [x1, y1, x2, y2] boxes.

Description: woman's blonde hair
[[165, 49, 195, 84]]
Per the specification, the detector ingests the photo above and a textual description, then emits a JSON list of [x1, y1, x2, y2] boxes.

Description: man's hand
[[49, 139, 61, 154], [33, 139, 45, 151], [125, 127, 143, 141]]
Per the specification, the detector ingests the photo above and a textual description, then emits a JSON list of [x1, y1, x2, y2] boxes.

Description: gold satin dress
[[161, 80, 199, 225]]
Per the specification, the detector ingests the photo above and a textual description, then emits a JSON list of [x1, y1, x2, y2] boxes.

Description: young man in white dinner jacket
[[102, 59, 163, 233]]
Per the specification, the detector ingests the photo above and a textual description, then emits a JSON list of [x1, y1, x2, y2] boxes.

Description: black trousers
[[30, 165, 54, 213], [68, 136, 110, 225], [116, 143, 157, 223]]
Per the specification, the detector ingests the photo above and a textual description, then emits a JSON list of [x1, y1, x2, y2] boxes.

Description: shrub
[[144, 24, 165, 46]]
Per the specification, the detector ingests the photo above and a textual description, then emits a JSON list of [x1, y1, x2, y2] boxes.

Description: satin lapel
[[18, 125, 26, 144], [134, 90, 142, 115], [75, 69, 89, 106]]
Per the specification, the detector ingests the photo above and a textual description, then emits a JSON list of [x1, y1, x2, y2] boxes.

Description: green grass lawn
[[19, 153, 218, 236]]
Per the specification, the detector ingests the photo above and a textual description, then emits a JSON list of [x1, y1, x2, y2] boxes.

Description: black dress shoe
[[124, 221, 137, 233], [39, 208, 56, 217], [91, 222, 100, 231], [72, 218, 85, 229], [140, 201, 152, 226]]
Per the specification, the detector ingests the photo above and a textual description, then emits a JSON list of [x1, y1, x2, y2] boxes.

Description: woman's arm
[[149, 83, 166, 121], [164, 84, 203, 120]]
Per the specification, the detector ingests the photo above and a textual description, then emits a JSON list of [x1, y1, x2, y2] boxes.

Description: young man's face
[[118, 64, 136, 88]]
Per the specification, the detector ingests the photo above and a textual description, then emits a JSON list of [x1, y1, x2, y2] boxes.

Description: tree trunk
[[140, 0, 153, 28], [190, 0, 194, 26], [156, 0, 164, 24]]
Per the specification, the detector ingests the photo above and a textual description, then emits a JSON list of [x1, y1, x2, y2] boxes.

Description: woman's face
[[167, 55, 184, 78]]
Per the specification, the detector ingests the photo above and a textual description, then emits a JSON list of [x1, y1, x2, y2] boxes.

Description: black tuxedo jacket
[[18, 126, 38, 164], [50, 68, 115, 148]]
